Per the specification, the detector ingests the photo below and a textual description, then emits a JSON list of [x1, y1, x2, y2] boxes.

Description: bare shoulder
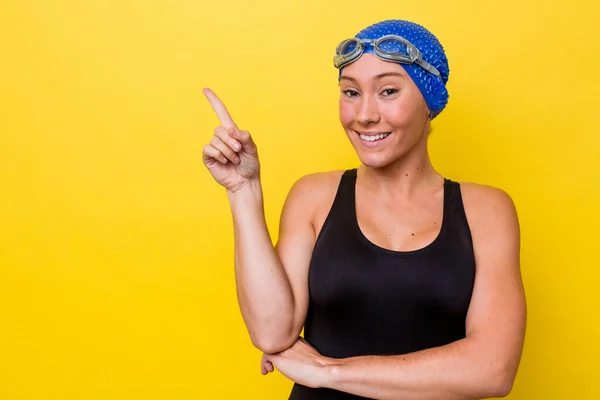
[[289, 170, 345, 195], [458, 182, 520, 273], [458, 181, 519, 233], [280, 170, 346, 231], [285, 170, 345, 210]]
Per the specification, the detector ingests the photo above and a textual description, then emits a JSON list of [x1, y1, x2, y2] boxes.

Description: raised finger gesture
[[202, 88, 260, 192]]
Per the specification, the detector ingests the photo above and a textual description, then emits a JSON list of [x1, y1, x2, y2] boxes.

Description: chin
[[356, 152, 395, 169]]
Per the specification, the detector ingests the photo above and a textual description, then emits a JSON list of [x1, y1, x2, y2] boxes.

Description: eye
[[342, 89, 360, 98], [381, 88, 399, 96]]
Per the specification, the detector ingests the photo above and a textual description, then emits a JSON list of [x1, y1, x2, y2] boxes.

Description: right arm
[[201, 88, 315, 354], [229, 174, 317, 354]]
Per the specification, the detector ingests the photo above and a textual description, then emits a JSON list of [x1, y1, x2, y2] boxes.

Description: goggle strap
[[334, 36, 442, 78]]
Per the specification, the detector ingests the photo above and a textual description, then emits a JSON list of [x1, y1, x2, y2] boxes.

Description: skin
[[202, 53, 526, 399]]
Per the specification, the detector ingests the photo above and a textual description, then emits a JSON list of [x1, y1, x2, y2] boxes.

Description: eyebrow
[[340, 72, 405, 82]]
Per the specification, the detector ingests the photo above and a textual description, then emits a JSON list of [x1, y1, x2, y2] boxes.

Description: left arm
[[267, 185, 527, 399], [323, 185, 527, 399]]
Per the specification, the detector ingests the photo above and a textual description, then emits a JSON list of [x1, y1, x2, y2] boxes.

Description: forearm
[[323, 338, 513, 400], [228, 179, 296, 353]]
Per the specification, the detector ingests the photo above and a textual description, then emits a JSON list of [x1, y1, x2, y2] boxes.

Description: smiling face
[[339, 53, 431, 169]]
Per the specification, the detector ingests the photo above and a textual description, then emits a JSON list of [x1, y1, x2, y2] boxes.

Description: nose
[[357, 94, 381, 125]]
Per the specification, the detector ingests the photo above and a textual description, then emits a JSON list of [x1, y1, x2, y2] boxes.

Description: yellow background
[[1, 0, 599, 398]]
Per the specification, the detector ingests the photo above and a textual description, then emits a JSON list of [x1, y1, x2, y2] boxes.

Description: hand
[[202, 88, 260, 192], [260, 353, 274, 375], [262, 337, 333, 388]]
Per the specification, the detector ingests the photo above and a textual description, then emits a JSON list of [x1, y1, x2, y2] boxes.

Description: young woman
[[202, 19, 526, 400]]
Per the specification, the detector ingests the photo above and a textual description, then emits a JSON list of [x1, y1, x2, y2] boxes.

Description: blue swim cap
[[340, 20, 450, 119]]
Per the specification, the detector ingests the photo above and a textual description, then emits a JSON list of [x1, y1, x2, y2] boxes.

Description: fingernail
[[233, 143, 241, 150], [231, 129, 238, 138], [234, 157, 240, 164]]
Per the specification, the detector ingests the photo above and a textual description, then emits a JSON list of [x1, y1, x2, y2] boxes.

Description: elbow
[[476, 363, 517, 398], [250, 330, 298, 354], [482, 377, 513, 399], [252, 335, 297, 354]]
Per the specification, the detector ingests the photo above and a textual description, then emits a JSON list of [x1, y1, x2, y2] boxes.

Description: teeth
[[359, 132, 390, 141]]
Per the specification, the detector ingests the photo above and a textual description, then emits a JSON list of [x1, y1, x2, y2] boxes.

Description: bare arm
[[202, 88, 317, 354], [317, 185, 527, 399], [229, 175, 318, 354]]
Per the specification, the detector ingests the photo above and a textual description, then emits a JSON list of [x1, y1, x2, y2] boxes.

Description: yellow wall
[[1, 1, 598, 398]]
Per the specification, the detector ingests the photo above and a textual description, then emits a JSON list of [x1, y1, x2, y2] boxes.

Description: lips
[[356, 131, 392, 142]]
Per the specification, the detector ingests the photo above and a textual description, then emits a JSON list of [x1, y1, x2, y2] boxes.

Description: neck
[[357, 138, 443, 200]]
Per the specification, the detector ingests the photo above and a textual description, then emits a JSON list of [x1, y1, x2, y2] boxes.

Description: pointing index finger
[[203, 88, 237, 129]]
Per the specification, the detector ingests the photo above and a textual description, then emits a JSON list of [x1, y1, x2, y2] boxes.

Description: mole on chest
[[356, 210, 443, 252]]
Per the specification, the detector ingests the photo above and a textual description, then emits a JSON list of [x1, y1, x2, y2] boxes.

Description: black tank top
[[288, 169, 476, 399]]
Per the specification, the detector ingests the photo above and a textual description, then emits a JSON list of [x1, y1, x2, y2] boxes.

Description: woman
[[202, 20, 526, 400]]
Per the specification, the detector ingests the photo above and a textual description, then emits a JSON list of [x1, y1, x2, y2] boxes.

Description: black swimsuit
[[288, 169, 476, 399]]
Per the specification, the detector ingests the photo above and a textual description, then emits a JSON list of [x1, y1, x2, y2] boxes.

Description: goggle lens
[[337, 39, 359, 56], [377, 37, 408, 55]]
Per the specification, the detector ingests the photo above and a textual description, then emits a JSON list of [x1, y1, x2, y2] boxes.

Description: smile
[[357, 131, 391, 142]]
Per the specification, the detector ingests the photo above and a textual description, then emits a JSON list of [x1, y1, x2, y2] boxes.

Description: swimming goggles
[[333, 35, 441, 77]]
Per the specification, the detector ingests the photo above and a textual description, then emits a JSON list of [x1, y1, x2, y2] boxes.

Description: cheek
[[380, 103, 410, 127], [381, 95, 425, 128], [338, 100, 356, 127]]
